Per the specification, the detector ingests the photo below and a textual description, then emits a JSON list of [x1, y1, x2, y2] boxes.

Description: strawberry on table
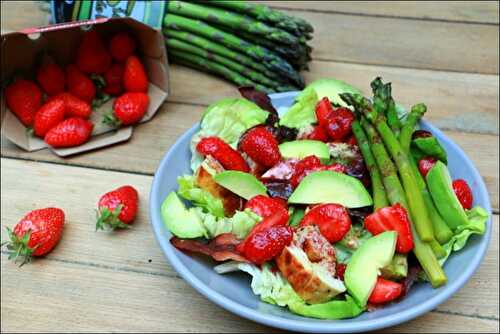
[[196, 136, 250, 172], [123, 55, 148, 93], [96, 185, 139, 230], [44, 117, 93, 148], [4, 79, 42, 126], [364, 203, 414, 253], [239, 126, 281, 168], [109, 32, 136, 63], [300, 203, 352, 243], [76, 30, 111, 74], [103, 63, 124, 96], [33, 99, 66, 137], [36, 62, 66, 95], [1, 208, 65, 266], [452, 179, 473, 210], [104, 92, 149, 126], [67, 64, 96, 103], [244, 195, 288, 219], [48, 92, 92, 119]]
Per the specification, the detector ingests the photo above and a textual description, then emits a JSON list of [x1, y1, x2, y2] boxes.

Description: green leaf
[[177, 175, 225, 218], [194, 208, 261, 239], [279, 86, 318, 130]]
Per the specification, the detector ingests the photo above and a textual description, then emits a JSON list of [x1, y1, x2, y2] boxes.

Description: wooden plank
[[167, 63, 499, 135], [2, 103, 498, 210], [1, 1, 498, 74], [1, 158, 498, 320], [261, 1, 500, 24], [2, 255, 498, 333]]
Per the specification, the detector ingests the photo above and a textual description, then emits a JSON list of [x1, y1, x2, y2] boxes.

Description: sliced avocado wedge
[[288, 170, 372, 208], [305, 78, 362, 108], [380, 253, 408, 281], [288, 295, 364, 320], [213, 171, 267, 200], [161, 192, 207, 238], [345, 231, 397, 307], [279, 140, 330, 163], [426, 161, 468, 230]]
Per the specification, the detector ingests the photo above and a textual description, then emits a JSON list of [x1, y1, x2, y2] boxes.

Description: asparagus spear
[[343, 93, 434, 242], [207, 0, 313, 35], [351, 121, 389, 210], [167, 1, 299, 46], [400, 104, 454, 244], [358, 119, 446, 287], [166, 38, 282, 90], [169, 50, 273, 93], [163, 14, 304, 87], [371, 78, 402, 134]]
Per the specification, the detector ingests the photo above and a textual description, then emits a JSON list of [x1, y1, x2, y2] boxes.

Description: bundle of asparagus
[[163, 1, 313, 92], [344, 79, 448, 287]]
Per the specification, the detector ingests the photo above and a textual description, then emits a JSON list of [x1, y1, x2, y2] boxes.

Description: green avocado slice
[[279, 140, 330, 163], [161, 192, 207, 239], [213, 171, 267, 200]]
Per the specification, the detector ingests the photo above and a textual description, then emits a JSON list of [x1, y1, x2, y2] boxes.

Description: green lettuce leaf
[[279, 87, 318, 129], [235, 263, 364, 319], [177, 175, 225, 218], [195, 208, 261, 239], [440, 205, 488, 265], [190, 98, 269, 172]]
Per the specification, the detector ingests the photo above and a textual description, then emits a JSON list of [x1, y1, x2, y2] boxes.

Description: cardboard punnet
[[1, 17, 169, 156]]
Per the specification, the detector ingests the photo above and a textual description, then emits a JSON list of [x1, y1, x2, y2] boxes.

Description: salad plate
[[149, 87, 491, 333]]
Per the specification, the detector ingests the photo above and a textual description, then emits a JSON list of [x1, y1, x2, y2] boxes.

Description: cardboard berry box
[[0, 17, 169, 156]]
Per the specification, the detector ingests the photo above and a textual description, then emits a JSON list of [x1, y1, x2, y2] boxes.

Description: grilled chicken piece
[[276, 225, 346, 304], [195, 156, 244, 216]]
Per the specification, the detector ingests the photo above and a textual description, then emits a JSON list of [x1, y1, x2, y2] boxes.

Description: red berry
[[244, 195, 288, 219], [5, 79, 42, 126], [76, 30, 111, 74], [368, 277, 403, 304], [242, 225, 292, 265], [103, 63, 124, 96], [452, 179, 473, 210], [44, 117, 93, 148], [111, 92, 149, 126], [324, 107, 354, 141], [97, 185, 139, 230], [2, 208, 65, 266], [123, 55, 148, 93], [306, 125, 329, 142], [336, 263, 347, 280], [315, 97, 333, 127], [48, 92, 92, 119], [33, 99, 66, 137], [300, 203, 351, 243], [67, 64, 96, 103], [364, 204, 414, 253], [196, 136, 249, 172], [109, 33, 136, 63], [239, 126, 281, 168], [412, 130, 433, 139], [36, 62, 66, 95], [418, 157, 437, 178], [345, 135, 357, 146], [290, 155, 322, 188]]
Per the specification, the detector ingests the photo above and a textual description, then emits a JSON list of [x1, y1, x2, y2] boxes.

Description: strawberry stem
[[1, 227, 36, 267], [95, 205, 130, 231], [102, 110, 121, 128]]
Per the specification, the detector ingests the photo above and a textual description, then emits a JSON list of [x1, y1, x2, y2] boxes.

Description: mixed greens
[[161, 77, 488, 320]]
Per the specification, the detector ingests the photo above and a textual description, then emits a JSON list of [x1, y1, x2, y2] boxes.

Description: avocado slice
[[305, 78, 362, 108], [288, 295, 364, 320], [161, 192, 207, 238], [345, 231, 397, 307], [380, 253, 408, 281], [213, 171, 267, 200], [288, 170, 372, 208], [279, 140, 330, 163], [426, 161, 468, 230]]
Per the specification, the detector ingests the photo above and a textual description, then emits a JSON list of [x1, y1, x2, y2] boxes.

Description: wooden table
[[1, 1, 499, 332]]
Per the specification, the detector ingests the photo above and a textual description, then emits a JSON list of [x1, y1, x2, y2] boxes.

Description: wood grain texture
[[1, 158, 498, 323], [262, 1, 500, 24]]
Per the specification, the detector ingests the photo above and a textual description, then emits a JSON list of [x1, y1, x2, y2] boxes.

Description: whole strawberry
[[76, 30, 111, 74], [48, 92, 92, 119], [67, 64, 96, 103], [4, 79, 42, 126], [96, 185, 139, 230], [33, 99, 66, 137], [123, 55, 148, 93], [1, 208, 65, 266], [36, 62, 66, 95], [239, 126, 281, 168], [44, 117, 93, 148], [105, 92, 149, 126], [109, 32, 136, 63], [103, 63, 124, 96]]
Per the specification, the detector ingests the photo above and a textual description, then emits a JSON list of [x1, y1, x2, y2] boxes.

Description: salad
[[161, 77, 488, 320]]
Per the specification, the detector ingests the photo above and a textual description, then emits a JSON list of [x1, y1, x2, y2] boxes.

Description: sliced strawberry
[[418, 157, 437, 178], [244, 195, 288, 219], [324, 107, 355, 141], [368, 277, 403, 304], [315, 97, 333, 127], [239, 126, 281, 168], [290, 155, 322, 188], [306, 125, 329, 142], [452, 179, 473, 210], [364, 204, 414, 253], [196, 136, 250, 172], [300, 203, 351, 243]]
